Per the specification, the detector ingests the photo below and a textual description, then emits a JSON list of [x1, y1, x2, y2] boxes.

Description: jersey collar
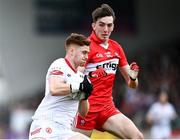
[[89, 31, 104, 44], [90, 31, 109, 49], [64, 58, 77, 73]]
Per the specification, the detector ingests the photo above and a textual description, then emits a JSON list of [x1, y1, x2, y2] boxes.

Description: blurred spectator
[[146, 90, 177, 139], [7, 104, 33, 139]]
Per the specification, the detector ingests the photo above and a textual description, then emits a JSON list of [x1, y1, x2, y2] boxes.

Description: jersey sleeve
[[48, 59, 64, 78], [147, 104, 155, 116], [117, 44, 128, 67], [169, 104, 177, 119]]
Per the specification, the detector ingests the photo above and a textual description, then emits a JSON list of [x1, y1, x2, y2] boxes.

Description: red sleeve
[[118, 45, 128, 67]]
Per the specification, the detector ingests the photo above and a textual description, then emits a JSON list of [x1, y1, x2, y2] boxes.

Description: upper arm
[[116, 43, 129, 83], [49, 75, 65, 91], [48, 62, 65, 89], [119, 64, 130, 84], [48, 73, 70, 96], [47, 60, 70, 96], [170, 105, 178, 119], [146, 106, 155, 124]]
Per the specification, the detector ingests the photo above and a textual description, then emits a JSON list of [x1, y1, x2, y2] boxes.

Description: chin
[[101, 37, 108, 42], [80, 63, 85, 67]]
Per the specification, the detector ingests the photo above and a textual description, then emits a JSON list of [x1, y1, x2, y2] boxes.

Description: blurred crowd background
[[0, 0, 180, 139]]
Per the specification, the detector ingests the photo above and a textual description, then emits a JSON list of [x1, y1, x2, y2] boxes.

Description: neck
[[102, 41, 108, 45], [65, 55, 77, 72], [92, 31, 109, 45]]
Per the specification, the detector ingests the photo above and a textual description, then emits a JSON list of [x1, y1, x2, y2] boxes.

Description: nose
[[103, 25, 108, 33], [84, 54, 88, 60], [84, 55, 88, 60]]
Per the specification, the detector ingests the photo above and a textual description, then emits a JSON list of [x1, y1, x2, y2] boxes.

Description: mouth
[[102, 34, 109, 38], [80, 62, 86, 66], [81, 60, 86, 63]]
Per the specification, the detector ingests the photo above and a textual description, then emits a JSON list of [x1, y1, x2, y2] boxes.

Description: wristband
[[130, 76, 136, 81]]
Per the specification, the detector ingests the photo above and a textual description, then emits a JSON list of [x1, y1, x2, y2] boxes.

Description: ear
[[92, 23, 95, 30], [69, 46, 74, 56]]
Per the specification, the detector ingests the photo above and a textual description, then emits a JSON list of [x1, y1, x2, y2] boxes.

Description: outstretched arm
[[119, 62, 139, 88]]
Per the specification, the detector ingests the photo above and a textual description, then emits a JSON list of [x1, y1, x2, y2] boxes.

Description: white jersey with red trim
[[32, 58, 84, 129]]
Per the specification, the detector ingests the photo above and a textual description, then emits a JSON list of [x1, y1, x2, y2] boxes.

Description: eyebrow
[[99, 21, 113, 25]]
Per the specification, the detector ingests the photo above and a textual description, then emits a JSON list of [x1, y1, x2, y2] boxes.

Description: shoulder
[[150, 102, 159, 109], [47, 58, 65, 76], [53, 58, 64, 63], [167, 103, 175, 109], [109, 39, 126, 54], [109, 39, 122, 48], [51, 58, 64, 65], [48, 58, 65, 70]]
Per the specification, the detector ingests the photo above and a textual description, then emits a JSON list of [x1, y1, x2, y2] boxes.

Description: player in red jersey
[[73, 4, 144, 139]]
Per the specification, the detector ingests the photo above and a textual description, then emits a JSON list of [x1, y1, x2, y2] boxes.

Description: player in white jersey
[[146, 90, 177, 139], [29, 33, 93, 140]]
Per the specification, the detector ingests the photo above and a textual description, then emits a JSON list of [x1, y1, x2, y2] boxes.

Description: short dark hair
[[65, 33, 90, 47], [92, 4, 115, 22]]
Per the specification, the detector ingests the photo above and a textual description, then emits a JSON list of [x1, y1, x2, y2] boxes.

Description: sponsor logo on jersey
[[96, 61, 118, 71], [96, 53, 103, 58], [86, 58, 119, 74], [80, 119, 86, 126], [104, 51, 113, 58]]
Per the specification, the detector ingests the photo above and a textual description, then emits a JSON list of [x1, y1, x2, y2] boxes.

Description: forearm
[[78, 99, 89, 117], [120, 62, 139, 89]]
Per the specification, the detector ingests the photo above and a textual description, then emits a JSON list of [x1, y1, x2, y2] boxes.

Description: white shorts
[[29, 120, 81, 140]]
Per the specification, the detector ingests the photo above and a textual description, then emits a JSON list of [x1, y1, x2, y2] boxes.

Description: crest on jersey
[[46, 127, 52, 134], [80, 119, 86, 126], [96, 53, 103, 58]]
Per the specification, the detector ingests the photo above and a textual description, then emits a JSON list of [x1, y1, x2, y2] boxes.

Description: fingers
[[130, 62, 139, 71], [90, 67, 107, 78], [129, 62, 139, 80]]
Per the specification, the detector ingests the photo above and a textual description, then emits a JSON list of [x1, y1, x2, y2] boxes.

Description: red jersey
[[85, 32, 128, 111]]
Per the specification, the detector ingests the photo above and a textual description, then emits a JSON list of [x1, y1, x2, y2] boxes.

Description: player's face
[[159, 92, 168, 104], [92, 16, 114, 43], [74, 45, 90, 67]]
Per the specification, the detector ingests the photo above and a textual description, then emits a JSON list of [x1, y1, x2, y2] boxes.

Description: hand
[[79, 75, 93, 100], [129, 62, 139, 81], [89, 67, 107, 78]]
